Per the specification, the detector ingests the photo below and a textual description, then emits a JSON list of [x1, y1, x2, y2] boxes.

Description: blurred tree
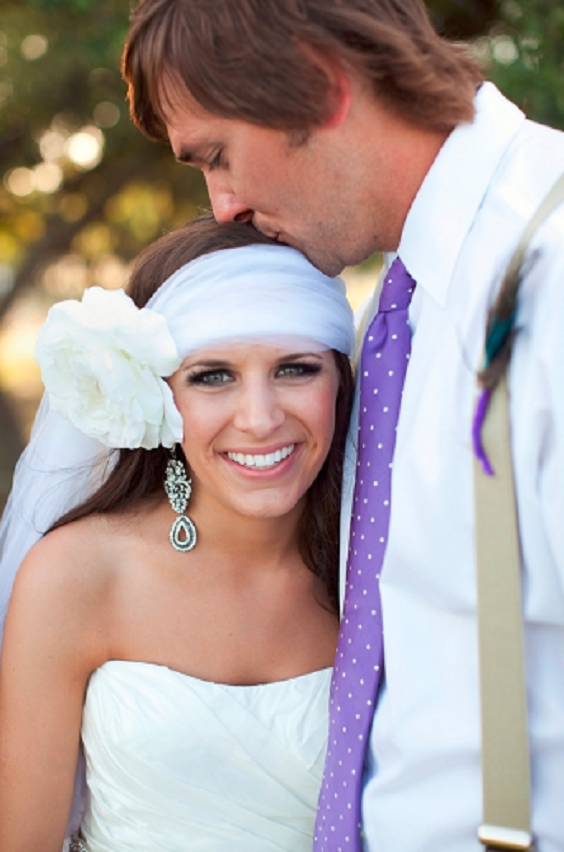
[[0, 0, 208, 501], [0, 0, 208, 319], [479, 0, 564, 131], [428, 0, 498, 39], [428, 0, 564, 130]]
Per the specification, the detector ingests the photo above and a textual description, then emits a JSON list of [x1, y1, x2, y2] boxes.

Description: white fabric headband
[[34, 244, 354, 451], [149, 243, 355, 357]]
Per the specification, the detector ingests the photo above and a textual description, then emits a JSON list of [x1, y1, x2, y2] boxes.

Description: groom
[[123, 1, 564, 849]]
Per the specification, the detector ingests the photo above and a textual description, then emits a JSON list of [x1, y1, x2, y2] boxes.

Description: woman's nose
[[232, 382, 285, 438]]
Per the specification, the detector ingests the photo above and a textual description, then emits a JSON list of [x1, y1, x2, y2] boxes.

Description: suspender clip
[[478, 824, 534, 851]]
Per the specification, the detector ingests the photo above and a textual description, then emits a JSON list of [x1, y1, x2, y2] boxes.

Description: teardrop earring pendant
[[164, 450, 197, 552]]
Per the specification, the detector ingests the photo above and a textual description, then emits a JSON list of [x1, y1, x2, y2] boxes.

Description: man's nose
[[205, 173, 253, 224]]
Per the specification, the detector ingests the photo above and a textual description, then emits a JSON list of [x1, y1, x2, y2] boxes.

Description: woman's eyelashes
[[276, 361, 323, 378], [188, 368, 233, 386], [186, 361, 323, 387]]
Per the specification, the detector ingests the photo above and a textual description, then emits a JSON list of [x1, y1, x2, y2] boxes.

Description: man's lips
[[253, 219, 286, 245]]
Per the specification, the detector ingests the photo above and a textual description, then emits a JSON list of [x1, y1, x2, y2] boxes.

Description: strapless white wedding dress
[[78, 660, 331, 851]]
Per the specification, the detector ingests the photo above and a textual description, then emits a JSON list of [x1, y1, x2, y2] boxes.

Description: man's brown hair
[[123, 0, 483, 141]]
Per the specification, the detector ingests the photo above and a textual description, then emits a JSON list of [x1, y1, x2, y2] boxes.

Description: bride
[[0, 216, 354, 852]]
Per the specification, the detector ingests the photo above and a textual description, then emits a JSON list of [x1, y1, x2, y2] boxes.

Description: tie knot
[[378, 257, 416, 312]]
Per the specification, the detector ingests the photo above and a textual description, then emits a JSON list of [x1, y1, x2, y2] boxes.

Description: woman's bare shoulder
[[5, 502, 167, 671], [6, 514, 129, 665], [18, 513, 121, 597]]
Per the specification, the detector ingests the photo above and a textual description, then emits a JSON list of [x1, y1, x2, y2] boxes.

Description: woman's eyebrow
[[183, 358, 231, 369], [277, 352, 323, 361]]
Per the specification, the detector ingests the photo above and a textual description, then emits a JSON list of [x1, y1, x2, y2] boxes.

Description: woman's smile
[[168, 344, 339, 522], [225, 443, 296, 470]]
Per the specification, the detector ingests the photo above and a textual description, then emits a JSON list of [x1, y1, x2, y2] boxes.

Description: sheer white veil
[[0, 396, 113, 640]]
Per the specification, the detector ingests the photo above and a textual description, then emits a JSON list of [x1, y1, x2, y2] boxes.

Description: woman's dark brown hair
[[123, 0, 483, 143], [51, 216, 354, 612]]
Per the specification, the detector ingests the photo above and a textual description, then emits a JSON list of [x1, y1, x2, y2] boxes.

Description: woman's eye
[[277, 362, 322, 378], [189, 370, 232, 386]]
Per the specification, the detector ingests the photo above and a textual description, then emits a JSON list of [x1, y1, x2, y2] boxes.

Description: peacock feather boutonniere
[[472, 250, 536, 476]]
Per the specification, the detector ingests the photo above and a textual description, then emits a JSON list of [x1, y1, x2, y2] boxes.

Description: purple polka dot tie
[[314, 258, 416, 851]]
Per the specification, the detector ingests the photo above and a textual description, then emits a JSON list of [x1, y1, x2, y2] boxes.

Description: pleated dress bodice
[[79, 660, 331, 851]]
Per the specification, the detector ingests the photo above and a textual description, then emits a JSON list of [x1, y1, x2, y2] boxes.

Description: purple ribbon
[[472, 387, 494, 476]]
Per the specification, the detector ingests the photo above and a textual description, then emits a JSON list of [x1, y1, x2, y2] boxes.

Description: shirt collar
[[394, 82, 525, 307]]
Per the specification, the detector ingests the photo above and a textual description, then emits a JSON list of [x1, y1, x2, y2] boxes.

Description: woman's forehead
[[180, 340, 330, 366]]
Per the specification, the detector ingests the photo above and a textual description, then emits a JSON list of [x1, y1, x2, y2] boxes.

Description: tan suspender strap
[[474, 172, 564, 851], [474, 377, 532, 850], [504, 172, 564, 293]]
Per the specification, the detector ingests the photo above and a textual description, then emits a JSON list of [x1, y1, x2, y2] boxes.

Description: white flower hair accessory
[[35, 287, 183, 450]]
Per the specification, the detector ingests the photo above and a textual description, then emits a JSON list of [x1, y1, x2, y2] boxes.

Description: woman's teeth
[[227, 444, 295, 469]]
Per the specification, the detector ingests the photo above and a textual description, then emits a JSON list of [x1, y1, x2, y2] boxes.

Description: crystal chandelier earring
[[164, 448, 197, 552]]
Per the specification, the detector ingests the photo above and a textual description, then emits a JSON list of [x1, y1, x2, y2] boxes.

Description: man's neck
[[349, 77, 451, 251]]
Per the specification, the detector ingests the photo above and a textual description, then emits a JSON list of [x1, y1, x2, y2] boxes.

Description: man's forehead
[[160, 72, 221, 133], [167, 117, 237, 167], [163, 99, 226, 162]]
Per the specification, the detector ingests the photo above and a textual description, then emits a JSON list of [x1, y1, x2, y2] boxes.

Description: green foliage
[[427, 0, 498, 39], [0, 0, 208, 303], [27, 0, 108, 11], [485, 0, 564, 130], [427, 0, 564, 131]]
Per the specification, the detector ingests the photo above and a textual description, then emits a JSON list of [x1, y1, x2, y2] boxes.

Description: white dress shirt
[[340, 82, 564, 851]]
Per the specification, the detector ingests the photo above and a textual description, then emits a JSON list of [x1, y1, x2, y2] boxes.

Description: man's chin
[[303, 250, 345, 277], [264, 232, 345, 277]]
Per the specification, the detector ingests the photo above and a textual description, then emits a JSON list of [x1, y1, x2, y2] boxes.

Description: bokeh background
[[1, 0, 563, 509]]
